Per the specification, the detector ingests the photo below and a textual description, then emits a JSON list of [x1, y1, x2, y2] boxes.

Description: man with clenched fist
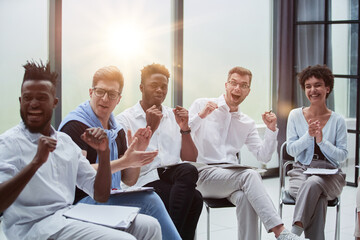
[[188, 67, 305, 240], [0, 61, 161, 240], [117, 63, 203, 240]]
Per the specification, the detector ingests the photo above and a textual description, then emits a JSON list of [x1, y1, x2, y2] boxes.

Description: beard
[[20, 109, 52, 134]]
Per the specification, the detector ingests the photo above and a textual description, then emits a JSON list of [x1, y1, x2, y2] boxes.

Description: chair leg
[[206, 205, 210, 240], [335, 201, 340, 240], [258, 217, 262, 238], [279, 201, 283, 219]]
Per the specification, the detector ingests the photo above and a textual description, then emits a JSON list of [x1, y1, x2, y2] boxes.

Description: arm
[[286, 109, 314, 157], [245, 123, 278, 163], [89, 127, 156, 186], [188, 100, 217, 133], [174, 106, 198, 161], [80, 128, 111, 203], [318, 116, 348, 167], [0, 136, 56, 212]]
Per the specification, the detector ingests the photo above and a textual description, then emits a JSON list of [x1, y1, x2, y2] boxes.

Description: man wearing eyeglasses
[[59, 66, 181, 240], [188, 67, 306, 240]]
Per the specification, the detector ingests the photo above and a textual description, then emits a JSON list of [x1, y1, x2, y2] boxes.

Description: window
[[183, 0, 273, 123], [294, 0, 359, 185], [0, 0, 49, 134], [62, 0, 172, 118]]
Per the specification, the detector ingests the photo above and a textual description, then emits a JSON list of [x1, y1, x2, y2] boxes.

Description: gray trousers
[[49, 213, 162, 240], [288, 161, 345, 240], [197, 167, 283, 240]]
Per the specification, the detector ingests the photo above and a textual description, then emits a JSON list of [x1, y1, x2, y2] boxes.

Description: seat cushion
[[203, 198, 235, 208], [282, 190, 339, 206]]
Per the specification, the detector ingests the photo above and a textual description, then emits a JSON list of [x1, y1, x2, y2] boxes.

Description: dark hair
[[141, 63, 170, 84], [227, 66, 252, 85], [22, 60, 58, 88], [298, 65, 334, 98], [93, 66, 124, 92]]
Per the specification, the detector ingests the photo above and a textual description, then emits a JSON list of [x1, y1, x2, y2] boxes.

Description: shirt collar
[[217, 95, 241, 115], [21, 121, 57, 143], [133, 101, 169, 119]]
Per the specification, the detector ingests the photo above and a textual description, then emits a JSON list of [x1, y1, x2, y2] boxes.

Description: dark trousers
[[145, 163, 203, 240]]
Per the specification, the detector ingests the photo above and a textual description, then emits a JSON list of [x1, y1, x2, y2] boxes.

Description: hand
[[146, 105, 163, 133], [127, 127, 152, 151], [81, 127, 109, 152], [123, 137, 158, 168], [262, 111, 277, 132], [33, 136, 57, 166], [198, 101, 218, 119], [308, 119, 322, 142], [173, 106, 190, 131]]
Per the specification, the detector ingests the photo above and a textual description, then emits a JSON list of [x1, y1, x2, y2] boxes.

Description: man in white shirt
[[188, 67, 305, 240], [117, 63, 203, 240], [0, 61, 161, 240]]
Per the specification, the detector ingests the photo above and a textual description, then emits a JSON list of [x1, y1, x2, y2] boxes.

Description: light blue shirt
[[0, 122, 97, 240], [286, 108, 348, 167]]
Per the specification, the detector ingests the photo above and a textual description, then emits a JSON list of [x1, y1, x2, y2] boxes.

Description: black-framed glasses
[[92, 87, 121, 100], [228, 80, 250, 89]]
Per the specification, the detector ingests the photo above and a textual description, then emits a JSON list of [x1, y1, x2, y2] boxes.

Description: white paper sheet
[[303, 168, 339, 175], [63, 203, 140, 229]]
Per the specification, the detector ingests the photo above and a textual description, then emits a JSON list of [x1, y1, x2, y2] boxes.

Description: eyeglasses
[[228, 80, 250, 89], [92, 87, 121, 100]]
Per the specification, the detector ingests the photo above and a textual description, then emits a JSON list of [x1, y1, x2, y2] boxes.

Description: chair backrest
[[279, 141, 295, 193]]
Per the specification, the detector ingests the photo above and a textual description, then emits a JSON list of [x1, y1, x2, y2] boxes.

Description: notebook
[[63, 203, 140, 230]]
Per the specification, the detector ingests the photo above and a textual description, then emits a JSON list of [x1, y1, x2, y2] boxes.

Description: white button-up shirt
[[189, 95, 278, 164], [116, 102, 182, 187], [0, 122, 97, 240]]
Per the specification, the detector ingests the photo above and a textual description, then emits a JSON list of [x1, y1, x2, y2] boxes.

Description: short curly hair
[[298, 65, 334, 98], [141, 63, 170, 84]]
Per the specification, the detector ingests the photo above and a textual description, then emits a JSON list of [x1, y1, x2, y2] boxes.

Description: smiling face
[[304, 76, 330, 104], [89, 80, 121, 122], [19, 80, 58, 135], [140, 73, 168, 108], [224, 73, 251, 111]]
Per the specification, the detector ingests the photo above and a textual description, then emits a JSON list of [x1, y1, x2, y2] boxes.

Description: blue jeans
[[78, 191, 181, 240]]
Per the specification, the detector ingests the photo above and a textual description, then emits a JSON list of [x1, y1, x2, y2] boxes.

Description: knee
[[302, 176, 322, 192], [176, 164, 199, 184], [140, 215, 162, 240], [242, 169, 262, 182]]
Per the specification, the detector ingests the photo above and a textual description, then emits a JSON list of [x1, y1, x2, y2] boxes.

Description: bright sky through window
[[107, 24, 144, 58]]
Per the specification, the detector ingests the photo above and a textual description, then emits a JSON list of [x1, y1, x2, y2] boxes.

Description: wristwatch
[[180, 128, 191, 134]]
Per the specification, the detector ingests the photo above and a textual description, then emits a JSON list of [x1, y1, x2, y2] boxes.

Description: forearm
[[91, 156, 132, 174], [93, 149, 111, 202], [121, 168, 140, 186], [0, 162, 40, 212], [180, 134, 198, 162]]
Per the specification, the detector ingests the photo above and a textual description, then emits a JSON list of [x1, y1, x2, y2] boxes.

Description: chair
[[278, 141, 340, 240], [203, 152, 262, 240]]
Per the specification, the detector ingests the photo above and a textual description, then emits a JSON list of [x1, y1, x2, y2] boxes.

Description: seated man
[[0, 61, 161, 240], [188, 67, 305, 240], [59, 66, 180, 240], [116, 63, 203, 240]]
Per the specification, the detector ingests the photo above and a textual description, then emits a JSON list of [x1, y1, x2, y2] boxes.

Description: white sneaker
[[277, 229, 309, 240]]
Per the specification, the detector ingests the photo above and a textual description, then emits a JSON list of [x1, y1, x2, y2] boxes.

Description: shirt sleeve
[[75, 145, 97, 198], [245, 122, 278, 163], [286, 109, 314, 157], [189, 99, 205, 133], [318, 116, 348, 167], [0, 136, 20, 183]]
